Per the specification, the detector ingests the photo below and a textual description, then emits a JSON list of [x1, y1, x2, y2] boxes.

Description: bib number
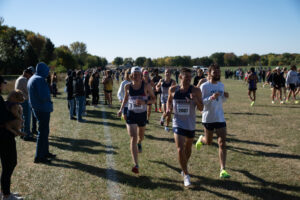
[[176, 104, 190, 115]]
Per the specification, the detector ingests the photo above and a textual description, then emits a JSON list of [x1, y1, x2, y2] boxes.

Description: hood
[[35, 62, 49, 78]]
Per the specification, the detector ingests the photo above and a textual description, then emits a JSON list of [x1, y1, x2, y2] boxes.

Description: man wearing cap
[[27, 62, 55, 164], [15, 67, 34, 141]]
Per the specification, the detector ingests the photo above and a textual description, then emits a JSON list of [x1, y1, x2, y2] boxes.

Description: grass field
[[2, 77, 300, 200]]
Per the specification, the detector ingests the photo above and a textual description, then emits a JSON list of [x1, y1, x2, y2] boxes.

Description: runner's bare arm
[[167, 86, 176, 114], [192, 87, 203, 111], [155, 79, 162, 91], [147, 84, 156, 105]]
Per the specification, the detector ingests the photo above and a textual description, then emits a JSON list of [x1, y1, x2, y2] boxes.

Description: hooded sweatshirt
[[27, 62, 53, 112]]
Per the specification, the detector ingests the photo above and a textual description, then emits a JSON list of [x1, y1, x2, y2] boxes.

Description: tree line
[[0, 17, 107, 74], [114, 52, 300, 69], [1, 17, 299, 75]]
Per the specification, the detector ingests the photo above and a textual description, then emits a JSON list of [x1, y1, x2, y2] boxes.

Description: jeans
[[0, 129, 17, 195], [32, 110, 50, 159], [21, 100, 32, 137], [31, 109, 37, 134], [75, 96, 85, 121], [68, 98, 75, 119]]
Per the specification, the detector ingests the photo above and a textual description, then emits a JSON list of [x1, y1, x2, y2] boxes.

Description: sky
[[1, 0, 300, 62]]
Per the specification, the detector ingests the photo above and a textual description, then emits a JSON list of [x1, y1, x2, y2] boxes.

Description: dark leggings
[[91, 89, 99, 105], [0, 129, 17, 196]]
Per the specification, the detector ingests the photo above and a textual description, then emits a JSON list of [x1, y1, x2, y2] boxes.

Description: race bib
[[129, 99, 143, 110], [176, 104, 190, 115]]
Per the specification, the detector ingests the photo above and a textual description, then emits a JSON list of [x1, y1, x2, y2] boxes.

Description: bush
[[55, 65, 67, 73]]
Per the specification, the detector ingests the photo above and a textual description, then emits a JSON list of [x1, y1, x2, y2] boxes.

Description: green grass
[[2, 78, 300, 200]]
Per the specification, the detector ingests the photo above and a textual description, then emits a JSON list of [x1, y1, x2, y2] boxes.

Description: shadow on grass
[[49, 136, 119, 149], [227, 137, 278, 147], [226, 112, 271, 116], [51, 158, 183, 191], [145, 134, 174, 143], [151, 160, 300, 200], [228, 145, 300, 160], [49, 136, 118, 155], [255, 104, 299, 109], [86, 109, 118, 120], [84, 120, 126, 128]]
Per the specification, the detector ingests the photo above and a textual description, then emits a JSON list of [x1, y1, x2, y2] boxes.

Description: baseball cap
[[131, 66, 142, 74], [28, 66, 35, 74], [0, 75, 7, 84], [24, 67, 33, 75], [143, 70, 149, 75], [275, 66, 280, 70]]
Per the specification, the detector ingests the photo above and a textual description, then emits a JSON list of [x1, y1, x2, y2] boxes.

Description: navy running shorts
[[173, 127, 195, 138], [126, 111, 147, 127], [202, 122, 226, 131]]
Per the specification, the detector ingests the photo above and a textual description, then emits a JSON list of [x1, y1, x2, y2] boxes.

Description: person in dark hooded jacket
[[75, 71, 85, 122], [27, 62, 55, 164]]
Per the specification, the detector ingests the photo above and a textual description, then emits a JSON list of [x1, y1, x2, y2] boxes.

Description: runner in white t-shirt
[[195, 64, 231, 179]]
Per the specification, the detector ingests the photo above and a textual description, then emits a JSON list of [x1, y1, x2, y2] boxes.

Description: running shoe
[[160, 117, 164, 126], [131, 166, 139, 174], [183, 175, 191, 187], [220, 169, 231, 178], [250, 101, 255, 107], [280, 101, 284, 104], [137, 143, 142, 153], [159, 108, 162, 113], [164, 126, 169, 132], [295, 100, 299, 104], [195, 135, 203, 150], [272, 101, 275, 104], [285, 100, 290, 103]]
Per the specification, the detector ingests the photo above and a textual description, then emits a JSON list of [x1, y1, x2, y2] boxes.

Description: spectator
[[51, 72, 58, 97], [0, 75, 25, 200], [14, 67, 34, 141], [27, 62, 55, 164], [66, 71, 76, 120], [75, 70, 86, 122]]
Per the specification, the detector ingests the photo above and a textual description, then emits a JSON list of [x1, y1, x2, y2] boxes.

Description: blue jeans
[[21, 100, 31, 137], [32, 110, 50, 159], [68, 98, 75, 119], [31, 108, 37, 133], [75, 96, 85, 121]]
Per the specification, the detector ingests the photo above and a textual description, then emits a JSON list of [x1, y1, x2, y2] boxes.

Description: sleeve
[[201, 84, 212, 105], [286, 71, 291, 85], [0, 97, 16, 125], [221, 84, 227, 103], [117, 81, 124, 101]]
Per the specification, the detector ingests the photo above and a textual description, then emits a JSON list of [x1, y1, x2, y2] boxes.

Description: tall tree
[[135, 57, 146, 66], [209, 52, 225, 66], [224, 53, 238, 66], [70, 41, 87, 56], [26, 33, 46, 59], [144, 58, 153, 68], [123, 57, 134, 66], [113, 57, 123, 66], [40, 38, 55, 64], [248, 54, 260, 65]]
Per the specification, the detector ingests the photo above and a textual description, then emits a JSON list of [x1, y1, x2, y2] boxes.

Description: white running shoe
[[3, 194, 24, 200], [280, 101, 284, 104], [184, 174, 191, 187], [272, 101, 275, 104]]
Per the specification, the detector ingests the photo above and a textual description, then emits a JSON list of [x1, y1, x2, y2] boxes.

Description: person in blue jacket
[[27, 62, 55, 164]]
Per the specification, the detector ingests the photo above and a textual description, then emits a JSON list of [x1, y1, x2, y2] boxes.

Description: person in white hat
[[117, 67, 155, 174]]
